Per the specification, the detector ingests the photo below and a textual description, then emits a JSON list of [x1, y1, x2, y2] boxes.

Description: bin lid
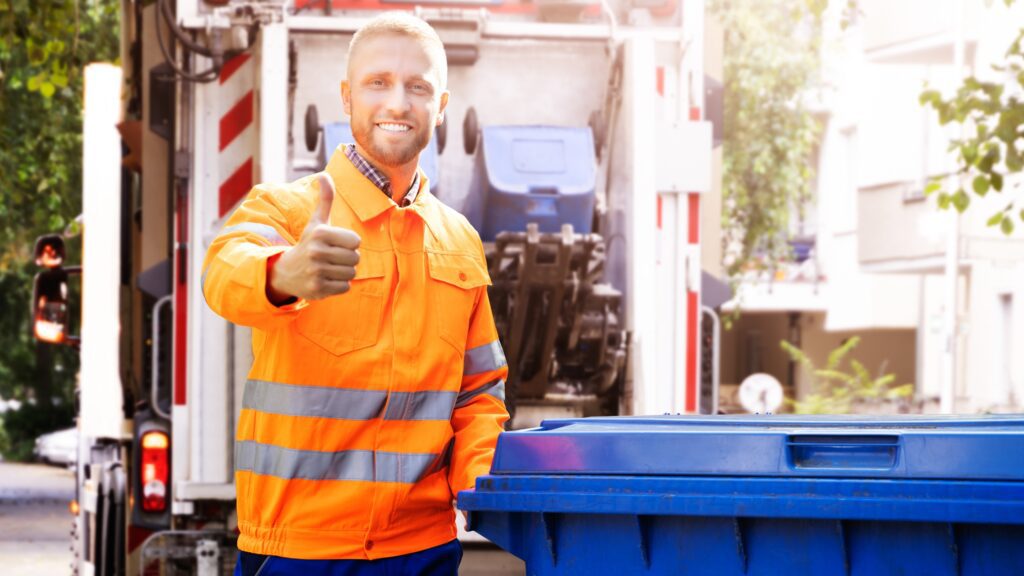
[[323, 123, 439, 191], [481, 126, 595, 195], [490, 415, 1024, 481]]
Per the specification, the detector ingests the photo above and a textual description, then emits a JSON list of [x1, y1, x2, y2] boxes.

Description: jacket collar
[[325, 145, 445, 239], [325, 145, 397, 223]]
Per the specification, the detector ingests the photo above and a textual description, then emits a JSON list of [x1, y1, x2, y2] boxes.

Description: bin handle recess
[[787, 435, 899, 470]]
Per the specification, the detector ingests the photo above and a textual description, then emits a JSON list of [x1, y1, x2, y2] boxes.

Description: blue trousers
[[234, 540, 463, 576]]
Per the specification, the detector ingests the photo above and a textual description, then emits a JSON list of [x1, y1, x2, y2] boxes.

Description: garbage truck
[[28, 0, 715, 573]]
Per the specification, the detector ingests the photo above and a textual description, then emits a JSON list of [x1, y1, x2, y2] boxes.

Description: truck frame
[[30, 0, 714, 573]]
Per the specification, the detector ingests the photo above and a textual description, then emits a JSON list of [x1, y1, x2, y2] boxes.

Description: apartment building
[[719, 0, 1024, 413]]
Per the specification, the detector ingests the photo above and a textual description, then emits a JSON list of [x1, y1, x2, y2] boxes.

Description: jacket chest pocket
[[295, 255, 387, 356], [426, 252, 490, 354]]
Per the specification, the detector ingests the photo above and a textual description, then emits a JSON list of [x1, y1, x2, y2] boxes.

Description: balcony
[[859, 0, 978, 65], [857, 181, 948, 273]]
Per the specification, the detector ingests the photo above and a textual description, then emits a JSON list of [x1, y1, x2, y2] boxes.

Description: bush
[[0, 416, 10, 459], [0, 401, 75, 461], [781, 336, 914, 415]]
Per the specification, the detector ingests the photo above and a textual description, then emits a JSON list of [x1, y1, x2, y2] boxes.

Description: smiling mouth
[[376, 122, 411, 133]]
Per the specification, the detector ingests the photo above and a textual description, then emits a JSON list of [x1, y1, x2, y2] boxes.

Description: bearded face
[[343, 33, 447, 173]]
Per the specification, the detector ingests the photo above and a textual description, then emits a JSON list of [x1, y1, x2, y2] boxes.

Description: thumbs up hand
[[267, 173, 362, 303]]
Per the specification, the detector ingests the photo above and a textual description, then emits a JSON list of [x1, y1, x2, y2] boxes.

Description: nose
[[383, 84, 410, 115]]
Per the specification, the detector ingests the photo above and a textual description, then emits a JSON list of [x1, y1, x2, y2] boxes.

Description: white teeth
[[377, 123, 410, 132]]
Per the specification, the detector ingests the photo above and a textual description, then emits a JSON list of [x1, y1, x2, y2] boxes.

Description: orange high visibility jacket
[[202, 146, 509, 560]]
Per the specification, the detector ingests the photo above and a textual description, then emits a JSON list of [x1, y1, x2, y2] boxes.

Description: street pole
[[940, 0, 966, 414]]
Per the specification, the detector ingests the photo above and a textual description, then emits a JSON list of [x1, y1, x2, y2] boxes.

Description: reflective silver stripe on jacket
[[235, 441, 439, 484], [464, 340, 507, 376], [244, 380, 457, 422], [384, 391, 458, 421], [455, 379, 505, 409], [244, 380, 387, 421], [221, 223, 291, 247]]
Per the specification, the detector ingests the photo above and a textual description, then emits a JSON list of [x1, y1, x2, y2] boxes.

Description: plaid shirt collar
[[345, 145, 420, 207]]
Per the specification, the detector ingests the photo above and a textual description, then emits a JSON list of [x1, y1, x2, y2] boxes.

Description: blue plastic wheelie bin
[[462, 125, 597, 242], [457, 415, 1024, 575]]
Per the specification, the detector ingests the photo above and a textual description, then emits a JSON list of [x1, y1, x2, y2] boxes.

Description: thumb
[[311, 173, 335, 225]]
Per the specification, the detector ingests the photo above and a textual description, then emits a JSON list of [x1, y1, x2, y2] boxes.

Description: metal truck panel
[[80, 63, 126, 441]]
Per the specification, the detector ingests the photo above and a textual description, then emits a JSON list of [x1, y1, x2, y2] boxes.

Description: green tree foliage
[[919, 0, 1024, 234], [0, 0, 119, 457], [780, 336, 913, 414], [710, 0, 826, 279]]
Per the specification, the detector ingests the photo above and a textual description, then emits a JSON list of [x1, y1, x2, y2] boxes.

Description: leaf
[[780, 340, 815, 372], [972, 175, 990, 196], [826, 336, 859, 370], [962, 143, 979, 165], [873, 374, 896, 388], [849, 359, 871, 384], [26, 74, 42, 91], [25, 38, 47, 65], [988, 212, 1005, 227], [45, 40, 65, 55], [991, 172, 1004, 191], [953, 189, 971, 212], [40, 82, 55, 98], [924, 181, 942, 195], [886, 384, 915, 399], [1002, 216, 1016, 235], [1007, 146, 1024, 172], [919, 89, 941, 106], [937, 192, 952, 210], [816, 369, 852, 384], [979, 145, 1000, 172]]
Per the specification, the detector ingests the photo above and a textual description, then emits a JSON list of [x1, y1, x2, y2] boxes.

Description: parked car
[[33, 427, 78, 467]]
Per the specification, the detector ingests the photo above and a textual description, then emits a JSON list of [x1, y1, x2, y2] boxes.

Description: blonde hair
[[348, 12, 448, 91]]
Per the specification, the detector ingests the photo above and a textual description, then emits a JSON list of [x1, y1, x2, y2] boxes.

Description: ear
[[436, 90, 450, 127], [341, 81, 352, 117]]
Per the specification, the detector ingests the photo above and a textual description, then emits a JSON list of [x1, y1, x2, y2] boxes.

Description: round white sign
[[738, 373, 784, 414]]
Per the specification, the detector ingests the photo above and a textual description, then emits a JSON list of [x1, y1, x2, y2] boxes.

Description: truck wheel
[[436, 116, 447, 155], [588, 109, 607, 160], [463, 107, 478, 155], [304, 104, 320, 152]]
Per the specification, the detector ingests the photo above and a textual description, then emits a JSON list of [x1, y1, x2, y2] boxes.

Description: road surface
[[0, 462, 75, 576], [0, 461, 523, 575]]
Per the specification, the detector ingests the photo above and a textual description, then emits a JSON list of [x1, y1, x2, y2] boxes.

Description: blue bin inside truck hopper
[[322, 122, 440, 193], [458, 415, 1024, 576], [464, 125, 596, 242]]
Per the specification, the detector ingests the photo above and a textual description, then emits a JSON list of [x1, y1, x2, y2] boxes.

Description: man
[[202, 12, 509, 575]]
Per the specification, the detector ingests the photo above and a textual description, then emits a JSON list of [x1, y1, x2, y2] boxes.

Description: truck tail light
[[140, 431, 169, 512]]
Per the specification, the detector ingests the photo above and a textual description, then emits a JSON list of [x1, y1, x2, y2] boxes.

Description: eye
[[369, 79, 386, 88], [410, 82, 430, 94]]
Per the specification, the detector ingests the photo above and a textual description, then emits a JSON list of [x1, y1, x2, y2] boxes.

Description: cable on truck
[[154, 0, 258, 83]]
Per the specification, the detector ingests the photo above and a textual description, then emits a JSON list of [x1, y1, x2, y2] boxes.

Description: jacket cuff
[[259, 247, 307, 313]]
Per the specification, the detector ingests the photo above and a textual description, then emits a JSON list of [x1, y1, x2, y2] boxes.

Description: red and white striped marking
[[685, 191, 700, 412], [218, 53, 257, 217], [655, 63, 703, 413], [173, 53, 256, 409], [684, 102, 702, 413]]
